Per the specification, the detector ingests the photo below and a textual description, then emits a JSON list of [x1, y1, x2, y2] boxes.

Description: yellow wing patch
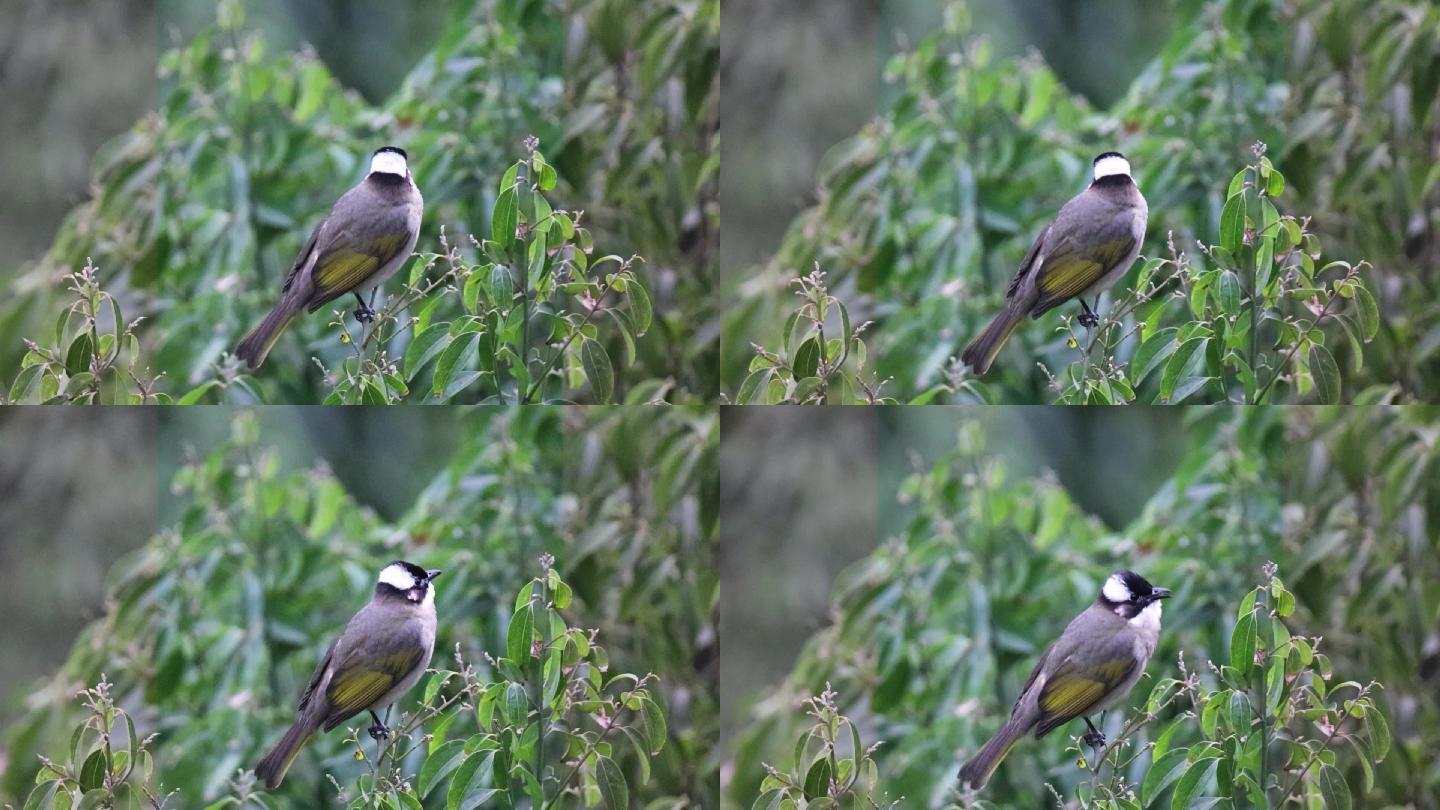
[[1032, 237, 1135, 314], [1035, 256, 1105, 306], [1035, 657, 1134, 734], [306, 232, 408, 309], [321, 649, 422, 730], [327, 669, 395, 716]]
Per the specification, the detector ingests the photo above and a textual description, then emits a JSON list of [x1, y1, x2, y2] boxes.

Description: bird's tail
[[958, 714, 1030, 790], [235, 299, 302, 369], [254, 717, 316, 790], [960, 302, 1027, 376]]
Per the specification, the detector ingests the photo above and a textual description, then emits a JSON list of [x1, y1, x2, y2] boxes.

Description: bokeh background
[[0, 0, 456, 274], [0, 410, 157, 730]]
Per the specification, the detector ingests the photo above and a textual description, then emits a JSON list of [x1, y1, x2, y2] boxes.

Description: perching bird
[[957, 570, 1171, 790], [235, 146, 423, 369], [961, 152, 1148, 375], [254, 561, 440, 789]]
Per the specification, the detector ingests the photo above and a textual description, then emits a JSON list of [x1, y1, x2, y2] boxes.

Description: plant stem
[[1252, 293, 1340, 404], [521, 279, 612, 404], [1246, 174, 1260, 403]]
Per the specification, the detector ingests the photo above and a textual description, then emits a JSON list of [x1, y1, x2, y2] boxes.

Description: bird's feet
[[353, 302, 378, 324], [1077, 300, 1100, 328], [1082, 729, 1106, 750], [367, 722, 391, 741]]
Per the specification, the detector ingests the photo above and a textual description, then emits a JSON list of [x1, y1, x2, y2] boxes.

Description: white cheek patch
[[1093, 155, 1131, 180], [1102, 574, 1131, 604], [370, 151, 408, 176], [378, 563, 417, 590], [1129, 600, 1163, 632]]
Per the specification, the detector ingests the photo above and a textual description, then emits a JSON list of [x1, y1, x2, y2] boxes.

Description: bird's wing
[[303, 225, 413, 312], [1030, 237, 1135, 316], [1033, 634, 1137, 736], [296, 637, 338, 713], [1011, 641, 1054, 714], [319, 623, 426, 731], [280, 218, 327, 295], [1029, 200, 1138, 316], [1004, 225, 1051, 300]]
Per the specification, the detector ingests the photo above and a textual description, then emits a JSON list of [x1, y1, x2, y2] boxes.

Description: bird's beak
[[426, 569, 443, 581], [1152, 587, 1173, 600]]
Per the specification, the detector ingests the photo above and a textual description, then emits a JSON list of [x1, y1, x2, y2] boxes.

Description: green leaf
[[1169, 757, 1217, 810], [1317, 763, 1352, 810], [1368, 703, 1391, 760], [1219, 194, 1246, 254], [535, 156, 557, 191], [444, 749, 489, 810], [640, 696, 668, 754], [1159, 337, 1210, 403], [735, 368, 773, 404], [1354, 284, 1379, 340], [581, 338, 615, 402], [626, 277, 653, 336], [462, 271, 485, 314], [1134, 324, 1180, 383], [492, 187, 518, 249], [1142, 749, 1189, 805], [1265, 658, 1285, 712], [595, 755, 629, 809], [405, 324, 453, 382], [793, 338, 820, 379], [1266, 167, 1285, 197], [803, 756, 833, 799], [1226, 168, 1248, 199], [1230, 612, 1256, 678], [177, 380, 220, 405], [1217, 270, 1241, 314], [419, 740, 466, 798], [507, 604, 534, 662], [1309, 343, 1340, 403], [65, 332, 94, 376], [431, 333, 477, 398], [79, 749, 107, 792]]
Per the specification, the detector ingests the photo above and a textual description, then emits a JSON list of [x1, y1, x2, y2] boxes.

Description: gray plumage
[[236, 147, 423, 369], [254, 562, 438, 790], [958, 570, 1169, 790], [962, 153, 1148, 375]]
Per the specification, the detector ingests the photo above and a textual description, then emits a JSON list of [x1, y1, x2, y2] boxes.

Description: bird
[[961, 151, 1148, 375], [254, 560, 440, 790], [957, 570, 1171, 790], [235, 146, 424, 369]]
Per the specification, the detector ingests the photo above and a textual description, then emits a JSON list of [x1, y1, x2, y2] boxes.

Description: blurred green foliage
[[0, 410, 157, 725], [0, 0, 717, 404], [0, 406, 718, 807], [722, 0, 1433, 404], [725, 406, 1437, 808]]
